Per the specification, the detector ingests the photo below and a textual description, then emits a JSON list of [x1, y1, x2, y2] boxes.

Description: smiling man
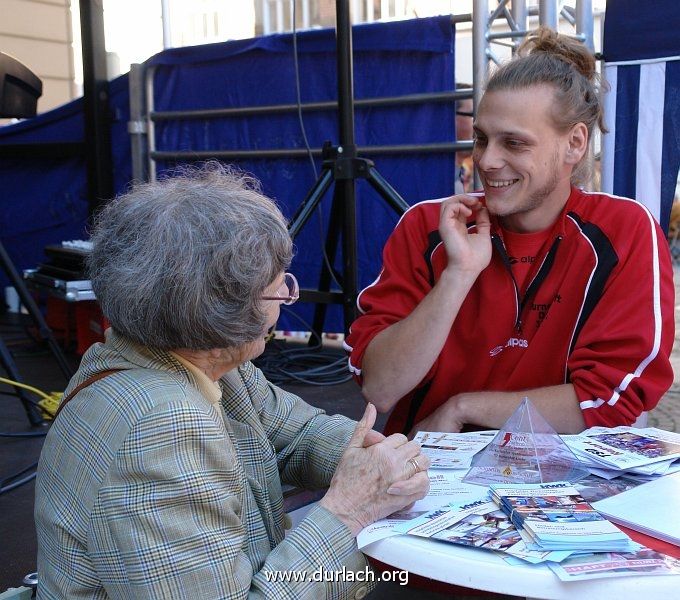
[[345, 27, 675, 437]]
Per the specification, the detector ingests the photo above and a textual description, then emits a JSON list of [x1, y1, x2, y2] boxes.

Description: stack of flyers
[[394, 498, 574, 564], [413, 431, 494, 469], [564, 427, 680, 478], [489, 482, 635, 552]]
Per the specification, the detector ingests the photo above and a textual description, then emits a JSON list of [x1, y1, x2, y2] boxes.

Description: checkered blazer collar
[[64, 328, 202, 397]]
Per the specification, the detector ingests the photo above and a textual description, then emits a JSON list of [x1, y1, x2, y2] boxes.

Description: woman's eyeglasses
[[261, 272, 299, 305]]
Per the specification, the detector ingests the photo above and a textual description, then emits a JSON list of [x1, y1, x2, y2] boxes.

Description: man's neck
[[500, 183, 573, 233]]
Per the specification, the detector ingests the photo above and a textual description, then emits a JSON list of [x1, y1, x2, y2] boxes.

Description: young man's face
[[472, 84, 578, 232]]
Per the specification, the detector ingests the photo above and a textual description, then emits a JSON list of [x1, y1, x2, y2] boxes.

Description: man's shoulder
[[397, 196, 449, 228], [570, 189, 655, 227]]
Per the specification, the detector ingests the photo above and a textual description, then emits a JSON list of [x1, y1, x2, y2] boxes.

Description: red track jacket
[[346, 188, 675, 435]]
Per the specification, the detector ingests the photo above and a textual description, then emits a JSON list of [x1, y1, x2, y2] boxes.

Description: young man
[[345, 28, 674, 436]]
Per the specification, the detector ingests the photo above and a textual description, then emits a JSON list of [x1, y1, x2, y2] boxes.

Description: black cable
[[254, 306, 352, 386], [291, 0, 343, 290], [0, 461, 38, 495]]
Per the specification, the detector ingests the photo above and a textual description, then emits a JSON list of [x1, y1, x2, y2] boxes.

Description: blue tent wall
[[0, 16, 456, 331]]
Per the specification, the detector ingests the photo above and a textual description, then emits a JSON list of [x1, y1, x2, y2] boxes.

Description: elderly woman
[[34, 164, 430, 599]]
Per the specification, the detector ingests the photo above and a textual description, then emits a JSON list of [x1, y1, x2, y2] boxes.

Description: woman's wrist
[[318, 495, 363, 537]]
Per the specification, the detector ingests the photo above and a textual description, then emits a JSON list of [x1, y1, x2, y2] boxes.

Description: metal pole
[[302, 0, 310, 29], [145, 66, 157, 181], [160, 0, 172, 48], [539, 0, 558, 29], [575, 0, 594, 52], [472, 0, 488, 191], [511, 0, 528, 34], [472, 0, 487, 112], [276, 0, 284, 31], [335, 0, 358, 325], [128, 63, 148, 183], [263, 0, 271, 34], [79, 0, 114, 215]]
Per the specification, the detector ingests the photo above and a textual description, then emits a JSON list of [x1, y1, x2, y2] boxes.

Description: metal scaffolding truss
[[472, 0, 594, 110], [129, 1, 596, 184]]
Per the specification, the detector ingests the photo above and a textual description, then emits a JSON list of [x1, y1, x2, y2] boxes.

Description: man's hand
[[408, 385, 585, 437], [439, 195, 492, 278], [409, 395, 466, 438]]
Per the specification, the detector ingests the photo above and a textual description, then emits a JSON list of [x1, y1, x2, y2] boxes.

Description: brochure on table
[[489, 482, 635, 552], [565, 426, 680, 471], [547, 549, 680, 581], [356, 470, 485, 549], [413, 431, 494, 469], [394, 497, 574, 564]]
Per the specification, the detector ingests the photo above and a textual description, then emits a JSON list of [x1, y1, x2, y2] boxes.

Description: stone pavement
[[648, 266, 680, 432]]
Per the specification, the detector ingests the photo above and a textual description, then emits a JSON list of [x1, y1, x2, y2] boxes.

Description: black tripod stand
[[288, 0, 410, 335], [0, 52, 75, 426], [0, 242, 74, 425]]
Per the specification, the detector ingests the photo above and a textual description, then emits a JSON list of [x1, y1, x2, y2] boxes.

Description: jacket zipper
[[491, 233, 563, 333]]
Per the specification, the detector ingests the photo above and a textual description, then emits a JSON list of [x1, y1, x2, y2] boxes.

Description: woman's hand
[[319, 404, 430, 536], [439, 195, 492, 279]]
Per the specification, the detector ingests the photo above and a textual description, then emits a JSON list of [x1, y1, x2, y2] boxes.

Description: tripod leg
[[309, 187, 344, 342], [339, 176, 359, 331], [0, 241, 73, 380], [288, 168, 334, 240], [366, 166, 410, 215], [0, 335, 45, 426]]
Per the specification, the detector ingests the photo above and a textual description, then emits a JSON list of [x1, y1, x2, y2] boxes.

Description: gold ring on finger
[[407, 457, 420, 477]]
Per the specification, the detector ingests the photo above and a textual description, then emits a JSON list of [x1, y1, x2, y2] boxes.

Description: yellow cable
[[0, 376, 62, 419]]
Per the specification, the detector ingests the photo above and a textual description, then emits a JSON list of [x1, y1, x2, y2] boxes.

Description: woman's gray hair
[[88, 162, 293, 350]]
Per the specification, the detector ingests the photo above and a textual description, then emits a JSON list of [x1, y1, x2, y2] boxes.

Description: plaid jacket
[[35, 330, 373, 599]]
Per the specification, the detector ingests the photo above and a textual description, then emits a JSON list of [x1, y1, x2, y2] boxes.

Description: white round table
[[363, 534, 678, 599]]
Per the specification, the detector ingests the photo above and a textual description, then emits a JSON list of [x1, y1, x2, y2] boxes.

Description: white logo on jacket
[[488, 337, 529, 357]]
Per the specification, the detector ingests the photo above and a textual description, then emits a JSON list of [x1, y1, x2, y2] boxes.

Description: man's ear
[[565, 122, 588, 165]]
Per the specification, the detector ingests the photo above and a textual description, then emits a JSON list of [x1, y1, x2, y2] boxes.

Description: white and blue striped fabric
[[601, 0, 680, 235]]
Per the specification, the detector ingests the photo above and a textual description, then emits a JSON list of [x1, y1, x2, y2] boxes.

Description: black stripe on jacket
[[566, 212, 620, 357]]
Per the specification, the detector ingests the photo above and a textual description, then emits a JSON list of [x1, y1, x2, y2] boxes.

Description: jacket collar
[[64, 328, 199, 396]]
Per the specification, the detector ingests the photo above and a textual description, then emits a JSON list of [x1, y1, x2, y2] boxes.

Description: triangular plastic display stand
[[462, 397, 590, 486]]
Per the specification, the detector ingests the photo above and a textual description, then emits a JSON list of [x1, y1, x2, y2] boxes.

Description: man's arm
[[411, 384, 585, 435], [361, 195, 492, 411], [361, 268, 476, 410]]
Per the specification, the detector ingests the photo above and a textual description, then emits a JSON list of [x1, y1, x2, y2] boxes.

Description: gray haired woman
[[34, 163, 429, 599]]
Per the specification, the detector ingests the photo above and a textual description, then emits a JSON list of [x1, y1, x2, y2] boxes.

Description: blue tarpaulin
[[0, 16, 456, 331]]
